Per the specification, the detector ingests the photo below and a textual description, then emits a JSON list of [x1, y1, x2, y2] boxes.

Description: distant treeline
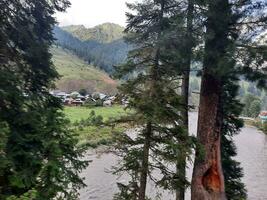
[[53, 27, 131, 74]]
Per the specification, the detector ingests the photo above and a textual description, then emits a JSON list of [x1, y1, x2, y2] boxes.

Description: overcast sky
[[56, 0, 136, 28]]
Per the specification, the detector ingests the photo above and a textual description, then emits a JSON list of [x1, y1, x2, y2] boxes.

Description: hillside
[[51, 47, 117, 94], [54, 26, 130, 74], [61, 23, 124, 43]]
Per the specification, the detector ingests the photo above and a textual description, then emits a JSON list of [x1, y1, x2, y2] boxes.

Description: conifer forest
[[0, 0, 267, 200]]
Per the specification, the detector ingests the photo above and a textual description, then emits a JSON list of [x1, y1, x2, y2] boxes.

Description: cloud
[[55, 0, 136, 27]]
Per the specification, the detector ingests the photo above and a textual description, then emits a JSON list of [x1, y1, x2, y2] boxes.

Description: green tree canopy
[[0, 0, 88, 199]]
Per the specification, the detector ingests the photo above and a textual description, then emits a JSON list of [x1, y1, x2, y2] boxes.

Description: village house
[[50, 90, 119, 107]]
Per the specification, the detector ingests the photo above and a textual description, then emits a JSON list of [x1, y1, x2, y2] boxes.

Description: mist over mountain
[[53, 23, 131, 74]]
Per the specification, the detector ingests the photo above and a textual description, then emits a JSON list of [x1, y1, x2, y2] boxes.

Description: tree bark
[[191, 0, 230, 198], [191, 71, 226, 200], [176, 40, 190, 200], [138, 122, 152, 200], [176, 70, 189, 200]]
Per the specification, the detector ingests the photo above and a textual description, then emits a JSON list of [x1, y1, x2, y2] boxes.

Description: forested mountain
[[62, 23, 124, 43], [51, 47, 117, 94], [53, 24, 130, 74]]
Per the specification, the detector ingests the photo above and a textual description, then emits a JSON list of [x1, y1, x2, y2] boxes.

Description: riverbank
[[78, 112, 267, 200], [243, 118, 267, 135], [65, 107, 267, 148], [65, 109, 267, 199]]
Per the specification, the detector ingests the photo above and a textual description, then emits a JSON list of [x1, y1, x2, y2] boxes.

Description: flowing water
[[79, 112, 267, 200]]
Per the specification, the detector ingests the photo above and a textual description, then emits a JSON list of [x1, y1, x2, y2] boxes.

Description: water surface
[[79, 112, 267, 200]]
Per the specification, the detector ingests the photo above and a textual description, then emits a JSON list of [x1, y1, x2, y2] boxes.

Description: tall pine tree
[[221, 77, 247, 200], [113, 0, 194, 199], [191, 0, 267, 199], [0, 1, 88, 199]]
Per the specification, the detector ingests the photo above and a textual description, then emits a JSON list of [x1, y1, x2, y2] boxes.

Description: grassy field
[[51, 47, 117, 94], [64, 105, 129, 122], [74, 125, 125, 147], [64, 106, 130, 147]]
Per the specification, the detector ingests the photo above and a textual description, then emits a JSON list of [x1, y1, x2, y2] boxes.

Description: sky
[[56, 0, 136, 28]]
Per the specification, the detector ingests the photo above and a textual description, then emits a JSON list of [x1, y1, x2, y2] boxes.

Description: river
[[79, 112, 267, 200]]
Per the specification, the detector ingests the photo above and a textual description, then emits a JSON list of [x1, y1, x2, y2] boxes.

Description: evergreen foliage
[[113, 0, 195, 199], [0, 0, 88, 199], [242, 94, 261, 117], [249, 99, 261, 118], [191, 0, 267, 198], [221, 78, 247, 200], [1, 0, 266, 199], [247, 83, 261, 96]]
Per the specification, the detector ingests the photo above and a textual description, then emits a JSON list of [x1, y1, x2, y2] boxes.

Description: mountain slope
[[61, 23, 124, 43], [51, 47, 117, 94], [53, 26, 130, 74]]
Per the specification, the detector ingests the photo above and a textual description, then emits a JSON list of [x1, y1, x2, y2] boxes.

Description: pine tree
[[113, 0, 194, 199], [172, 0, 196, 199], [221, 78, 247, 200], [191, 1, 232, 198], [191, 0, 267, 199], [0, 0, 88, 199]]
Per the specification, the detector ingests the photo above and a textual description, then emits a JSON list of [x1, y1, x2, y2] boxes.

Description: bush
[[84, 98, 97, 108], [249, 100, 261, 118], [79, 88, 87, 96], [95, 99, 103, 107], [92, 115, 104, 126], [73, 111, 104, 127], [7, 189, 37, 200], [78, 125, 84, 131]]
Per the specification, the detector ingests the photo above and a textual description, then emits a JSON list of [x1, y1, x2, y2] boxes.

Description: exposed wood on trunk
[[191, 0, 231, 198], [191, 72, 226, 200]]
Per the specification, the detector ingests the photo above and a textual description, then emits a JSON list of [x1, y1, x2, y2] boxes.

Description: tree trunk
[[176, 1, 194, 199], [191, 71, 226, 200], [191, 0, 230, 198], [176, 54, 190, 200], [138, 122, 152, 200], [176, 70, 189, 200]]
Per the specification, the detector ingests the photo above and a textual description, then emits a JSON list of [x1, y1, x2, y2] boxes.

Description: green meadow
[[64, 106, 131, 147], [64, 105, 129, 122]]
